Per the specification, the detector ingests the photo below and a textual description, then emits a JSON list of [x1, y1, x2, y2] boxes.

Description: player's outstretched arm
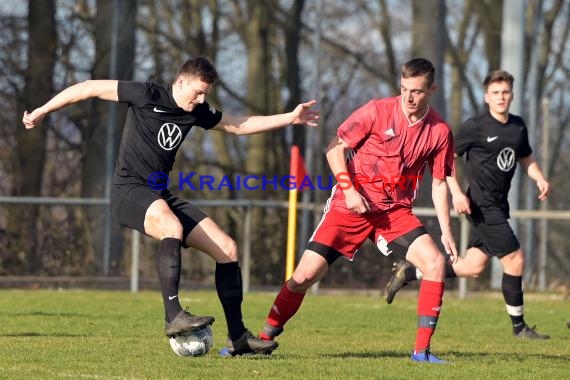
[[213, 100, 319, 135], [22, 80, 119, 129]]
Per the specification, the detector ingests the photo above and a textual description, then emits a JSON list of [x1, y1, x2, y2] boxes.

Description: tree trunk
[[283, 0, 305, 151], [244, 0, 274, 186], [7, 0, 56, 274], [80, 0, 137, 275], [411, 0, 447, 118], [242, 0, 284, 284], [411, 0, 447, 208], [474, 0, 503, 71]]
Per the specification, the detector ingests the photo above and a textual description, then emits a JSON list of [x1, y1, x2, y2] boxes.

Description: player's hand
[[441, 232, 458, 264], [291, 100, 319, 127], [451, 192, 471, 215], [536, 179, 550, 201], [22, 108, 47, 129], [343, 187, 370, 214]]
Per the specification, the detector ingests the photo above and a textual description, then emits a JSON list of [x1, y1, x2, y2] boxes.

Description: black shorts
[[466, 214, 520, 258], [110, 183, 207, 246]]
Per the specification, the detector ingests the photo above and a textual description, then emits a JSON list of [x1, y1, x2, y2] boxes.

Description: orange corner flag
[[290, 145, 308, 190]]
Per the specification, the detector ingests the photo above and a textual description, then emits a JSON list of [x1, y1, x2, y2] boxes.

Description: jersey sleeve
[[454, 118, 476, 157], [517, 123, 533, 158], [337, 100, 376, 148], [117, 81, 152, 106], [191, 102, 223, 130], [429, 127, 455, 179]]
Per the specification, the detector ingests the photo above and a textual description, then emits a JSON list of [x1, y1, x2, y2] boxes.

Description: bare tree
[[412, 0, 446, 118], [78, 0, 137, 274], [473, 0, 503, 70], [8, 0, 56, 273], [2, 0, 570, 289], [445, 0, 482, 129], [409, 0, 447, 209]]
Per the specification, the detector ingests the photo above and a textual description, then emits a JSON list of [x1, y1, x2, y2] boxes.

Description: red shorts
[[308, 205, 423, 261]]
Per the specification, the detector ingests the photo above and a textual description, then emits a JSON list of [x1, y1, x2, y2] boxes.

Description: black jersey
[[113, 81, 222, 186], [455, 111, 532, 220]]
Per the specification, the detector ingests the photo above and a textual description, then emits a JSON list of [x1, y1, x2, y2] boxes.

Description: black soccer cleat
[[513, 324, 550, 340], [165, 310, 215, 337], [219, 330, 278, 357], [385, 260, 411, 304]]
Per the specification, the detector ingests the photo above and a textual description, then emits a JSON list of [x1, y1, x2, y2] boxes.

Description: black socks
[[156, 237, 183, 322], [502, 273, 525, 332], [215, 262, 246, 341]]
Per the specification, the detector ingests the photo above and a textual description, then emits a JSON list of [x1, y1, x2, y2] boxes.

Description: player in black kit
[[22, 56, 319, 355], [385, 70, 551, 340]]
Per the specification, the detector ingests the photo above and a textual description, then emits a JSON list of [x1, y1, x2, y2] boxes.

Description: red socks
[[259, 282, 305, 340], [259, 279, 444, 351], [414, 280, 444, 352]]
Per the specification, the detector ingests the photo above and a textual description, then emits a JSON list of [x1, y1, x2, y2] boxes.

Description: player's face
[[400, 75, 434, 118], [484, 81, 513, 117], [176, 75, 213, 112]]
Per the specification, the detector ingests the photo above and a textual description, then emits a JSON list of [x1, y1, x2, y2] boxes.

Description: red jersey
[[332, 95, 454, 212]]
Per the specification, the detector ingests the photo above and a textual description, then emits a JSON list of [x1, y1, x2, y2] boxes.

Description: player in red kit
[[385, 70, 550, 340], [258, 58, 457, 363]]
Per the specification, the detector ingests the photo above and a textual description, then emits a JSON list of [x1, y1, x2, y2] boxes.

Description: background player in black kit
[[385, 70, 551, 340], [22, 56, 319, 356]]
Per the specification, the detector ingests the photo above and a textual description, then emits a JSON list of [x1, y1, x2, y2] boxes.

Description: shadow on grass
[[322, 350, 407, 359], [6, 311, 86, 317], [327, 349, 567, 361], [1, 332, 88, 337]]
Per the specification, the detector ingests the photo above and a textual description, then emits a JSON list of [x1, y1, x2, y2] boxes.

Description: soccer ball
[[169, 325, 214, 357]]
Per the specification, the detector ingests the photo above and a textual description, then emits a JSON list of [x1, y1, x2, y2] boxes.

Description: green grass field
[[0, 289, 568, 379]]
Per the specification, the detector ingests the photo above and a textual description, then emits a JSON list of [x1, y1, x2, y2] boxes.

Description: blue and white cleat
[[410, 348, 446, 364]]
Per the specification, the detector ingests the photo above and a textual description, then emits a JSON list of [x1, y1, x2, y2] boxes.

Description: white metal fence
[[2, 196, 570, 298]]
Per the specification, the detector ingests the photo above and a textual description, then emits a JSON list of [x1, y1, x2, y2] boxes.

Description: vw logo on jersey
[[157, 123, 182, 151], [497, 147, 515, 172]]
